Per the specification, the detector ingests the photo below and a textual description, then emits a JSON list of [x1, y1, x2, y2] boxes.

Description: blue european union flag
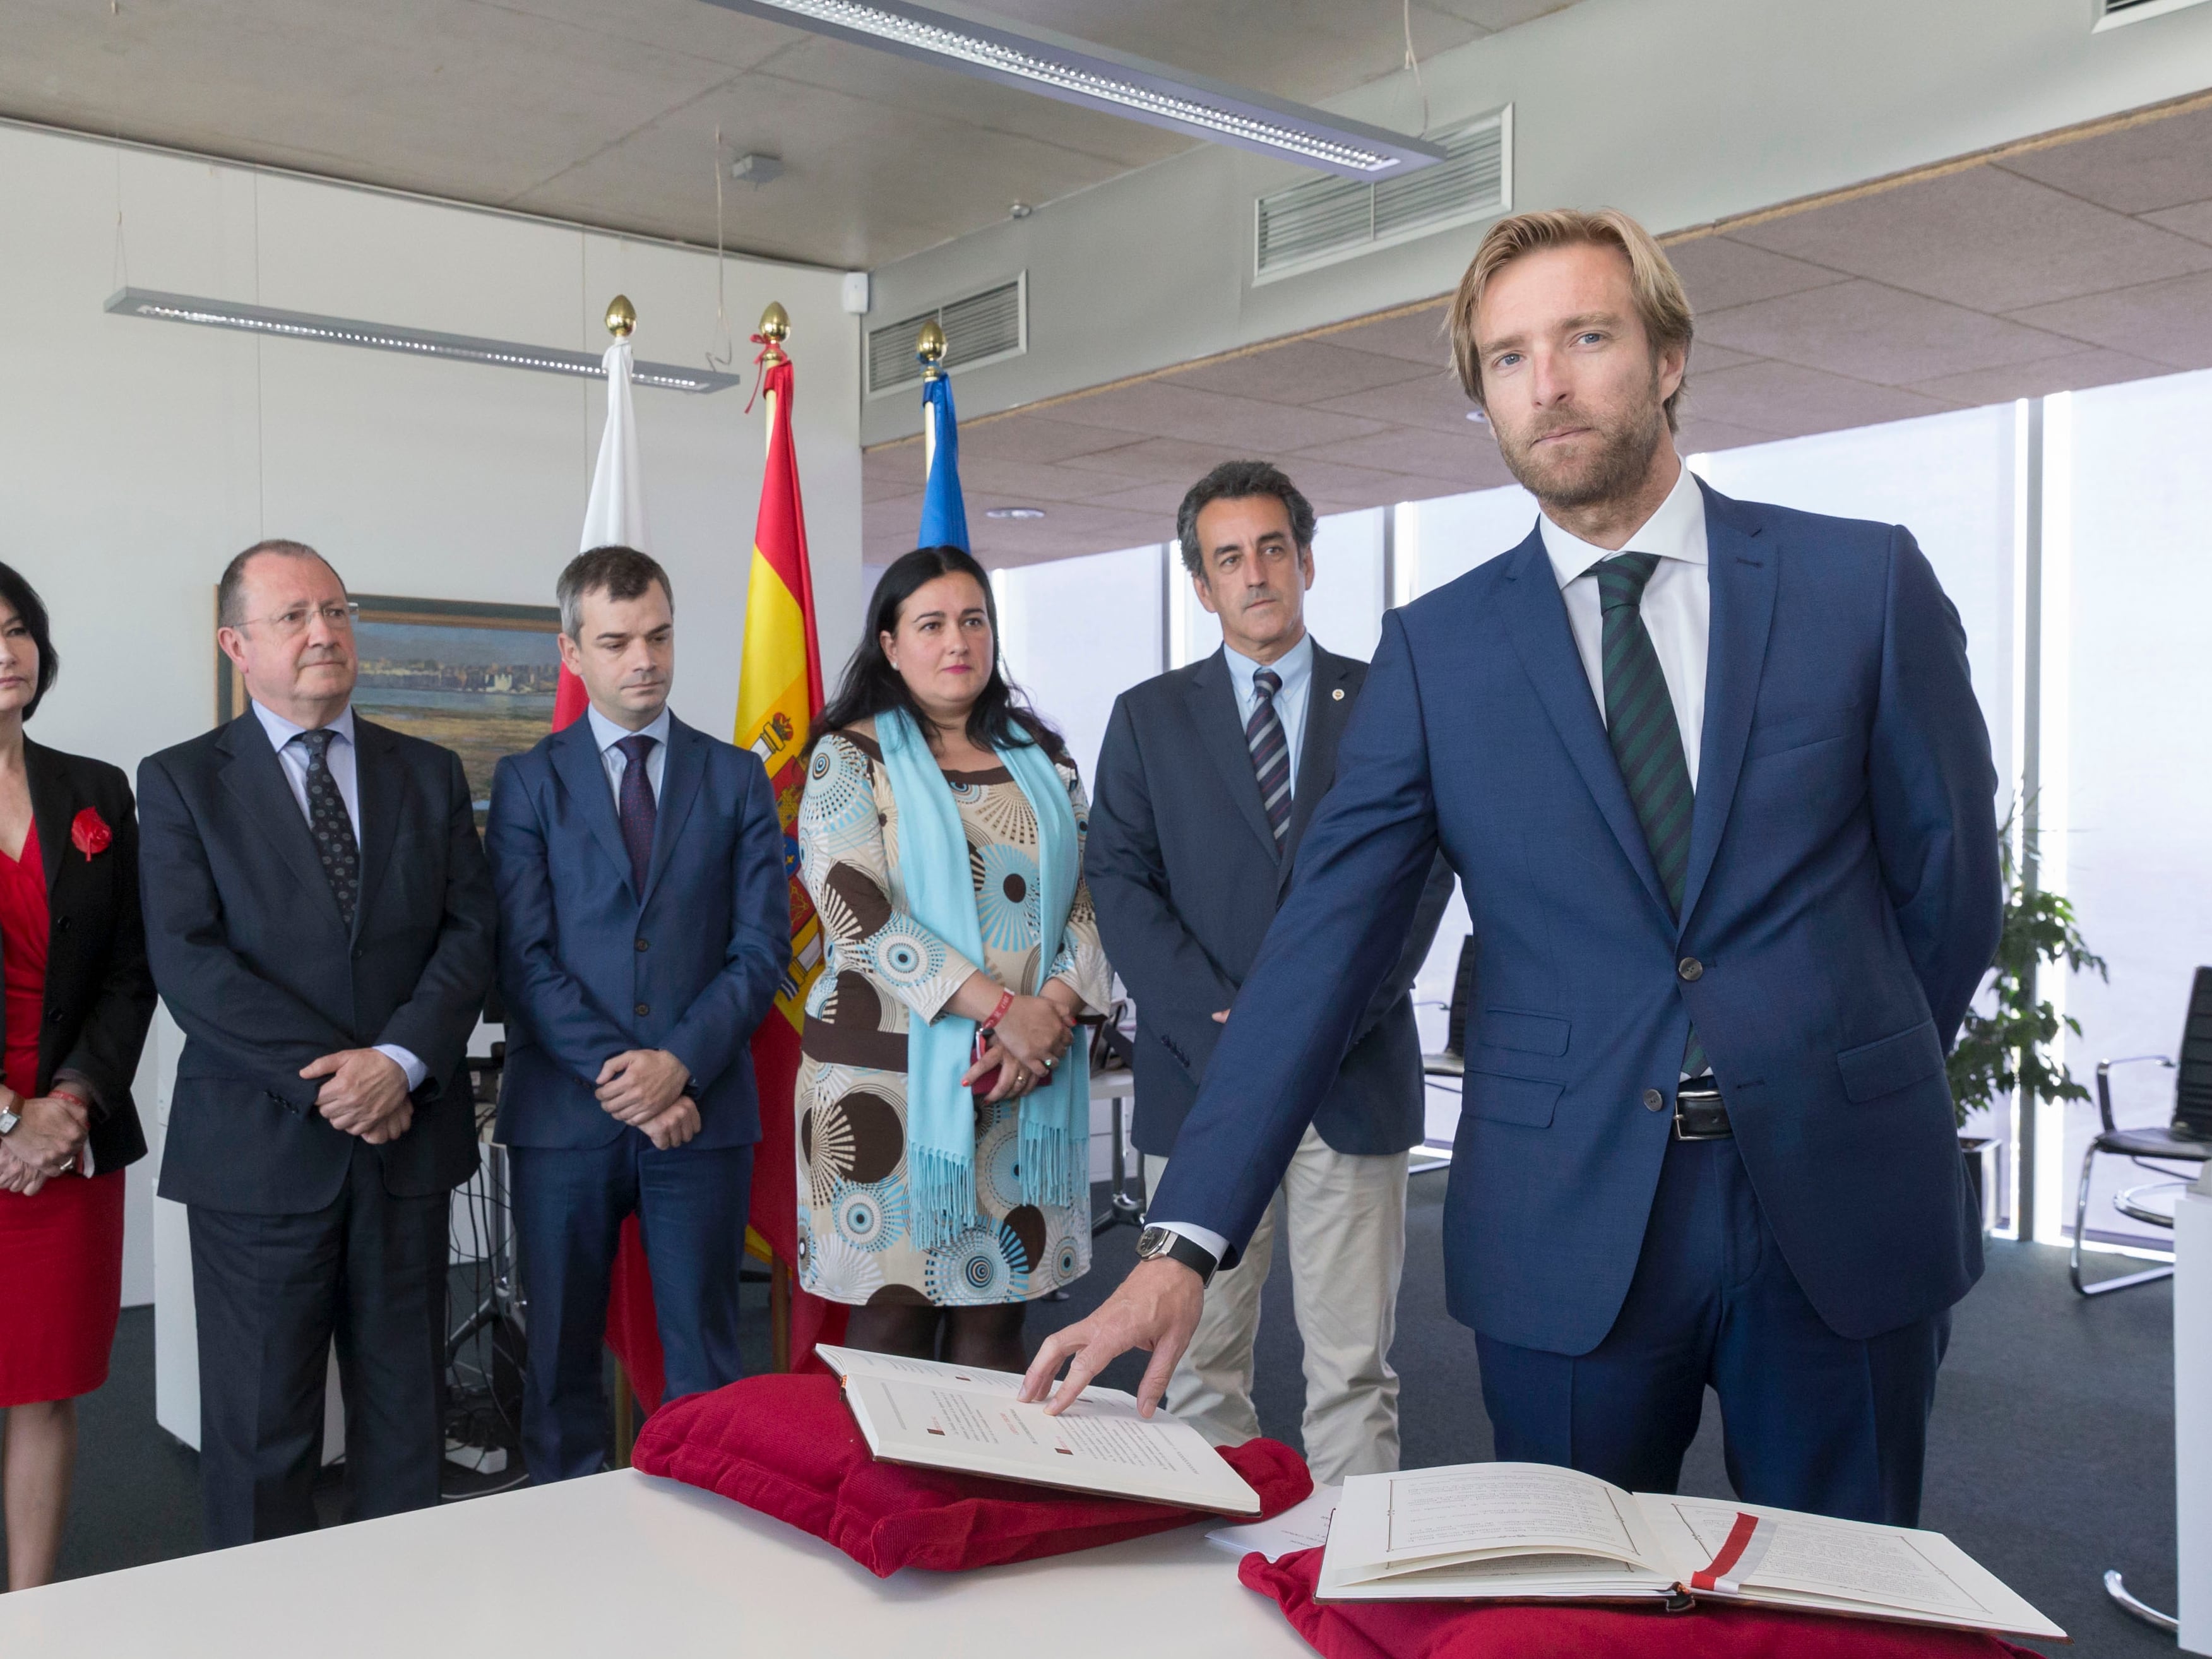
[[919, 374, 970, 553]]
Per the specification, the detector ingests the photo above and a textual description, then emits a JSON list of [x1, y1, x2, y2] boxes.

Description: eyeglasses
[[239, 602, 360, 638]]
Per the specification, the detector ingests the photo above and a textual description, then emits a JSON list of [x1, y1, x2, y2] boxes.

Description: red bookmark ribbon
[[1691, 1511, 1761, 1591]]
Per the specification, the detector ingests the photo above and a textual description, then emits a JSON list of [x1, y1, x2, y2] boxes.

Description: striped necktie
[[292, 727, 360, 930], [1596, 554, 1707, 1079], [1246, 667, 1292, 846]]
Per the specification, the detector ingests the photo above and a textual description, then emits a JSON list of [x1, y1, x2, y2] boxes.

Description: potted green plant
[[1946, 816, 2106, 1226]]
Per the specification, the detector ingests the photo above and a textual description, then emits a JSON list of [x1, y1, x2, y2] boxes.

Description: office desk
[[0, 1468, 1307, 1659]]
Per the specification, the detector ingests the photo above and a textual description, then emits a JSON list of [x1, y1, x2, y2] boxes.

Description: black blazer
[[4, 740, 158, 1171], [138, 710, 497, 1215], [1086, 641, 1454, 1157]]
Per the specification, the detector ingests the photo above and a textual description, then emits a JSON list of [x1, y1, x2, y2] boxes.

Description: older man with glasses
[[140, 538, 495, 1547]]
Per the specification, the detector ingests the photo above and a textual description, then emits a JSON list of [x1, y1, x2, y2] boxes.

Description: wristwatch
[[1136, 1225, 1219, 1287], [0, 1102, 18, 1138]]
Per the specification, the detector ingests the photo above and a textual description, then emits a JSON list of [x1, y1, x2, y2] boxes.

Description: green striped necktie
[[1595, 553, 1708, 1080]]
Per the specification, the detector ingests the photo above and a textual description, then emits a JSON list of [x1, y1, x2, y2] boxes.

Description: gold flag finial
[[604, 294, 636, 338], [758, 300, 790, 345], [917, 318, 946, 381]]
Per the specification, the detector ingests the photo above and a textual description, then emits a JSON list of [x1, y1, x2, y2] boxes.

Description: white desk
[[0, 1470, 1307, 1658]]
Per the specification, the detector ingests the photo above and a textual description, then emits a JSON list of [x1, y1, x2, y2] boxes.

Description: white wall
[[0, 122, 867, 1305]]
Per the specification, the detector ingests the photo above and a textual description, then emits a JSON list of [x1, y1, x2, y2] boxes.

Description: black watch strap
[[1138, 1225, 1218, 1287]]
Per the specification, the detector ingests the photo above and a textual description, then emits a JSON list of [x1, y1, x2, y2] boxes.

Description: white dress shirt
[[247, 700, 424, 1092], [586, 703, 672, 805], [1222, 631, 1316, 798], [1156, 473, 1715, 1271], [1538, 463, 1711, 788]]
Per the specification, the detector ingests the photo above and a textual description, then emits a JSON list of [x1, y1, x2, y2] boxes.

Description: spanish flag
[[731, 342, 841, 1369]]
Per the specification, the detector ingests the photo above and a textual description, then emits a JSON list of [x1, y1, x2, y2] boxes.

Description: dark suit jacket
[[4, 740, 158, 1171], [484, 713, 788, 1150], [140, 710, 497, 1215], [1151, 482, 2003, 1353], [1086, 641, 1454, 1157]]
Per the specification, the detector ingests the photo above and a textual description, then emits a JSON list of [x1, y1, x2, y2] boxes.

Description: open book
[[818, 1345, 1262, 1516], [1319, 1462, 2064, 1641]]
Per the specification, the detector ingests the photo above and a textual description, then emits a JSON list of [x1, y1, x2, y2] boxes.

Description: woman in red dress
[[0, 564, 156, 1590]]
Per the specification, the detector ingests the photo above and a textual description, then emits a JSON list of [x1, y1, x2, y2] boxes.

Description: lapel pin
[[1332, 688, 1345, 701]]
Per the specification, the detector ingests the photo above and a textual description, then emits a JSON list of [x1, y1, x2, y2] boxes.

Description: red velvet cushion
[[1239, 1546, 2045, 1659], [634, 1371, 1312, 1577]]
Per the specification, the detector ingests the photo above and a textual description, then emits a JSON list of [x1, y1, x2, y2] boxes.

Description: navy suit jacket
[[1151, 482, 2002, 1353], [485, 712, 788, 1150], [1086, 643, 1454, 1156], [142, 712, 496, 1214]]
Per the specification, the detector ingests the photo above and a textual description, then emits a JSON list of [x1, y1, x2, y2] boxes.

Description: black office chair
[[1421, 936, 1477, 1080], [2071, 965, 2212, 1296]]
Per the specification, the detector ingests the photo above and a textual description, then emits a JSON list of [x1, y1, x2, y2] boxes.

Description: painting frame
[[215, 591, 566, 825]]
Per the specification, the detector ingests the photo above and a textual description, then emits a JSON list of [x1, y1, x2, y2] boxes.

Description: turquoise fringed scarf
[[876, 708, 1090, 1254]]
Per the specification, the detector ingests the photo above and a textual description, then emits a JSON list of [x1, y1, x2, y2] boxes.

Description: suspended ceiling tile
[[2005, 270, 2212, 370], [1316, 369, 1482, 433], [1054, 435, 1256, 479], [1686, 360, 1959, 438], [1292, 424, 1518, 489], [954, 416, 1150, 467], [2143, 199, 2212, 247], [1258, 456, 1425, 503], [1696, 280, 2080, 386], [1045, 381, 1392, 449], [507, 70, 1153, 265], [1663, 235, 1849, 314], [1992, 105, 2212, 215], [1071, 478, 1198, 514], [1687, 341, 1761, 374], [1323, 305, 1457, 365], [966, 502, 1167, 564], [1903, 347, 2176, 408], [1728, 165, 2212, 313], [1165, 341, 1439, 403], [956, 456, 1137, 505]]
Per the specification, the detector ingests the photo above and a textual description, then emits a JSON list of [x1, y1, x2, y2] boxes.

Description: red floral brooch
[[71, 807, 112, 859]]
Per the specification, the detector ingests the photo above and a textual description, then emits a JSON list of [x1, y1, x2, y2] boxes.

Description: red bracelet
[[981, 989, 1015, 1032]]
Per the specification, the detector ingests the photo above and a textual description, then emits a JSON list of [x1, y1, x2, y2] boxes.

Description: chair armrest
[[2096, 1054, 2175, 1134]]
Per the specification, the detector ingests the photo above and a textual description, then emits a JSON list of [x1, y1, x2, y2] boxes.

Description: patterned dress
[[793, 723, 1113, 1308]]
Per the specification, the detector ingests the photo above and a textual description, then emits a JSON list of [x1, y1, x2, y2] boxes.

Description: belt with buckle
[[1673, 1078, 1732, 1141]]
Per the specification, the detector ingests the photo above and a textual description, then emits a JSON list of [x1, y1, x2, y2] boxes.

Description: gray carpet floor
[[8, 1174, 2181, 1656]]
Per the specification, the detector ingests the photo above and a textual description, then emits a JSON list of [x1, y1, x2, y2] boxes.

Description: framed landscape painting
[[217, 593, 564, 826]]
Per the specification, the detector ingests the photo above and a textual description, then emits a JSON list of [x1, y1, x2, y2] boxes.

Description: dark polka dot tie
[[294, 727, 360, 930]]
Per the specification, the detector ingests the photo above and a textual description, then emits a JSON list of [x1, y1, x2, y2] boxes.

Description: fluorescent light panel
[[700, 0, 1445, 179], [104, 288, 746, 394]]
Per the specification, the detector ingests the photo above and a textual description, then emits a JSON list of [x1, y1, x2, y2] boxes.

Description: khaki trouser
[[1143, 1125, 1408, 1485]]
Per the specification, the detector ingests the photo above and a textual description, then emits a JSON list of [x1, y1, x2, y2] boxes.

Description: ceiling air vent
[[865, 274, 1027, 398], [2094, 0, 2211, 25], [1255, 107, 1511, 283]]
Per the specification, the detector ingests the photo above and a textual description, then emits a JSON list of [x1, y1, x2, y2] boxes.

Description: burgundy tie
[[615, 733, 658, 896]]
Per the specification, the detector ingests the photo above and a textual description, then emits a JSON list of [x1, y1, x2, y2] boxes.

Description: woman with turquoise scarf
[[794, 546, 1114, 1371]]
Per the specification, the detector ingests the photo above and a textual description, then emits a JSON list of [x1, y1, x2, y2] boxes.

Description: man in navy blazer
[[1088, 460, 1452, 1483], [486, 546, 787, 1483], [1026, 210, 2002, 1527]]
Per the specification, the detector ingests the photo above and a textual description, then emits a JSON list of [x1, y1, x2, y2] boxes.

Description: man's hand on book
[[1019, 1258, 1205, 1417]]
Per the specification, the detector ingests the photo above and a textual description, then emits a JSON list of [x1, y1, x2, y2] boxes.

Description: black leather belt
[[1674, 1078, 1732, 1141]]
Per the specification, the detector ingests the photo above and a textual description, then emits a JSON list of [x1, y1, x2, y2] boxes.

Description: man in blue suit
[[1025, 209, 2002, 1526], [487, 545, 787, 1482]]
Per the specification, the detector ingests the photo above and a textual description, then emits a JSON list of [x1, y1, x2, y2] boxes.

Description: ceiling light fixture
[[104, 288, 747, 394], [985, 506, 1047, 520], [699, 0, 1445, 179]]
